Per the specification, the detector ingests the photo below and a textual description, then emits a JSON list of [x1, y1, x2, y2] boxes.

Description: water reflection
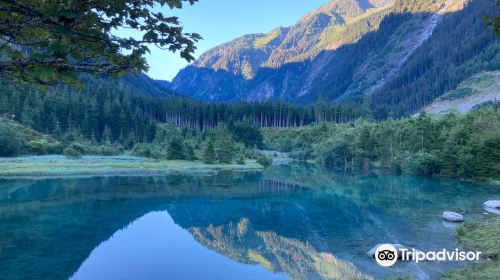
[[0, 164, 498, 280], [71, 212, 287, 280], [187, 217, 371, 280]]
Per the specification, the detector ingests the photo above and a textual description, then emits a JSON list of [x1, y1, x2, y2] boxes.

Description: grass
[[440, 261, 500, 280], [456, 216, 500, 259], [440, 216, 500, 280], [0, 155, 264, 177], [440, 71, 500, 101]]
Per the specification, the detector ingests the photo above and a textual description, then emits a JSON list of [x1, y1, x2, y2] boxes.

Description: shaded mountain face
[[120, 74, 173, 98], [171, 0, 499, 116], [172, 0, 395, 99]]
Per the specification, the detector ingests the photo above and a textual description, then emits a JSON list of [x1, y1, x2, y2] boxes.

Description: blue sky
[[135, 0, 328, 81]]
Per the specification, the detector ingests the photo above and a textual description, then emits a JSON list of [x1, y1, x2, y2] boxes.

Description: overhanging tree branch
[[0, 0, 201, 85]]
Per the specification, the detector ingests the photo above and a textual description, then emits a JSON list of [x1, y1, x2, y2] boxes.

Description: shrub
[[63, 147, 82, 159], [70, 142, 86, 154], [46, 142, 64, 154], [401, 152, 441, 177], [236, 154, 245, 165], [281, 137, 293, 153], [0, 121, 26, 156], [245, 148, 260, 159], [231, 120, 264, 148], [257, 155, 273, 167], [132, 144, 156, 159], [27, 140, 49, 155], [100, 146, 120, 156]]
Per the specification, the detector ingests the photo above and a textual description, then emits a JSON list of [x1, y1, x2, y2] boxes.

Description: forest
[[0, 0, 498, 181], [264, 104, 500, 181], [0, 75, 366, 156], [1, 73, 498, 181]]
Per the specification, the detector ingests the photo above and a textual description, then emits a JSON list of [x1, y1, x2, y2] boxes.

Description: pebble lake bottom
[[0, 163, 498, 280]]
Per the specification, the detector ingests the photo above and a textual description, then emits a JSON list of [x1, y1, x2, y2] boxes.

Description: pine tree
[[475, 136, 500, 179], [440, 137, 459, 177], [184, 142, 196, 161], [214, 124, 235, 164], [203, 137, 216, 164], [102, 126, 112, 145], [167, 137, 185, 160]]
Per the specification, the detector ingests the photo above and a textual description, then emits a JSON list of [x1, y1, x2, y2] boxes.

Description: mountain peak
[[304, 0, 394, 20], [171, 0, 495, 114]]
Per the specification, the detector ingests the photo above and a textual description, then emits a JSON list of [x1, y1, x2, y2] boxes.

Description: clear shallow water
[[0, 163, 498, 280]]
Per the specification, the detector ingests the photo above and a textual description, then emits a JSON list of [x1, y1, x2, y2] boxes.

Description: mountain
[[120, 74, 173, 98], [171, 0, 499, 117]]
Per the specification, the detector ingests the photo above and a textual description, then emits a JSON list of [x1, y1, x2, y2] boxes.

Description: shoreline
[[0, 155, 264, 178]]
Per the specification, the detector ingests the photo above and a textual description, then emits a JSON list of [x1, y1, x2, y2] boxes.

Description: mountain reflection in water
[[0, 163, 498, 280]]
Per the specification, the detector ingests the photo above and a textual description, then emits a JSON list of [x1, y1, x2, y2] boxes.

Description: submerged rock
[[442, 221, 461, 229], [484, 207, 500, 215], [483, 200, 500, 209], [442, 211, 464, 222], [367, 244, 407, 259]]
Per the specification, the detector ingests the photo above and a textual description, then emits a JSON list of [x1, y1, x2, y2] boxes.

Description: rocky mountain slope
[[423, 71, 500, 114], [171, 0, 499, 117]]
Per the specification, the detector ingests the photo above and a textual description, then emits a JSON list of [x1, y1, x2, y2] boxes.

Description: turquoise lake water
[[0, 163, 498, 280]]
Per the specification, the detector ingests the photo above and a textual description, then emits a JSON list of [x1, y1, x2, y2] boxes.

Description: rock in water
[[442, 211, 464, 222], [483, 200, 500, 209], [484, 207, 500, 215], [367, 244, 407, 259]]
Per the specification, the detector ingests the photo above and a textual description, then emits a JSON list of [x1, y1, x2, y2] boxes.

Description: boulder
[[483, 200, 500, 209], [442, 211, 464, 222]]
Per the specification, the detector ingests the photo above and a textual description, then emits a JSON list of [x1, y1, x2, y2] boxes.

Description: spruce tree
[[167, 137, 185, 160], [184, 142, 196, 161], [214, 124, 235, 164], [203, 137, 216, 164]]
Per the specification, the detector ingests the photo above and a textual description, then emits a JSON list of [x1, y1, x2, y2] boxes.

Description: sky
[[131, 0, 329, 81]]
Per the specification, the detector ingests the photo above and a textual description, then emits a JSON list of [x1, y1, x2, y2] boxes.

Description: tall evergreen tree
[[167, 137, 185, 160], [214, 124, 235, 164], [203, 137, 216, 164]]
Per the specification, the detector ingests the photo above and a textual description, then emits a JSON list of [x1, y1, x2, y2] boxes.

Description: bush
[[281, 137, 294, 153], [27, 140, 49, 155], [63, 147, 82, 159], [46, 142, 63, 154], [236, 155, 245, 165], [100, 146, 121, 156], [401, 152, 441, 177], [245, 148, 260, 159], [231, 120, 264, 148], [0, 121, 26, 156], [70, 142, 86, 154], [132, 144, 156, 159], [257, 155, 273, 167]]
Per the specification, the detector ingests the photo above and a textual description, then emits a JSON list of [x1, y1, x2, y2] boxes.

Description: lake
[[0, 163, 498, 280]]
